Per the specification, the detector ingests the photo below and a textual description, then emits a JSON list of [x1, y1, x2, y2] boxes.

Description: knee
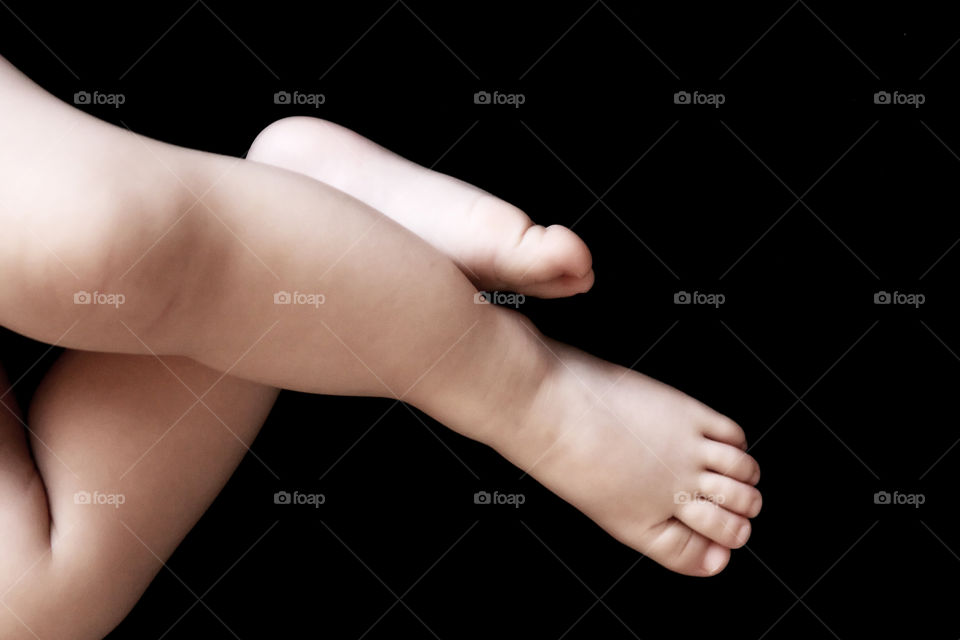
[[0, 145, 200, 354]]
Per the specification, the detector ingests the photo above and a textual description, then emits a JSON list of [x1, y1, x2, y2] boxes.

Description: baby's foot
[[247, 117, 593, 298], [492, 338, 761, 576]]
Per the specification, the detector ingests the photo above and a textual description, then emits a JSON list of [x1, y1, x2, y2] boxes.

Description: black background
[[2, 1, 959, 638]]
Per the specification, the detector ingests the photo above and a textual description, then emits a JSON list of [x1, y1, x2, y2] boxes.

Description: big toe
[[638, 519, 732, 577]]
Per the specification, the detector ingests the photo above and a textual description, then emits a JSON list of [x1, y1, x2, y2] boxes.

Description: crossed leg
[[0, 117, 600, 637], [0, 116, 601, 637], [0, 53, 762, 640]]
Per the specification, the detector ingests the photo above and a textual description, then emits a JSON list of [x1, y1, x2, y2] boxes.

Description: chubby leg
[[0, 55, 761, 576], [248, 117, 594, 298], [0, 352, 277, 639], [0, 58, 551, 437]]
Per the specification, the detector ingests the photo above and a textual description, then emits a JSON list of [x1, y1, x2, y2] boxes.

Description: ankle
[[406, 307, 556, 447]]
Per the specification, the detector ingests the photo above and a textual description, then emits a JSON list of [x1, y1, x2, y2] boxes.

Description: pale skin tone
[[0, 56, 760, 638]]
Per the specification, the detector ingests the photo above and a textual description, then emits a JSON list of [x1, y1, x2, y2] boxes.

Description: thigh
[[2, 350, 279, 638]]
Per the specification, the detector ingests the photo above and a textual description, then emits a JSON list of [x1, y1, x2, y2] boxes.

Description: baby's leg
[[0, 352, 277, 639], [247, 117, 594, 298], [0, 53, 542, 417], [0, 106, 550, 436], [0, 55, 760, 576]]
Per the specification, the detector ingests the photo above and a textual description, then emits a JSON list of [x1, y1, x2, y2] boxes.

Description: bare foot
[[247, 117, 594, 298], [490, 338, 761, 576]]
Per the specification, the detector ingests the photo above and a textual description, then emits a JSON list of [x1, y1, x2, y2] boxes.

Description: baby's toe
[[701, 412, 748, 449], [491, 222, 593, 295], [638, 519, 732, 577], [701, 440, 761, 485], [698, 471, 762, 517], [676, 500, 752, 549]]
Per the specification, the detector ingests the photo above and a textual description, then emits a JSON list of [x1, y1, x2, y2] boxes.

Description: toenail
[[702, 546, 727, 574]]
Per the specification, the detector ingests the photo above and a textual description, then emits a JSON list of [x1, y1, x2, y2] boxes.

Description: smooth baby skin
[[0, 51, 761, 638]]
